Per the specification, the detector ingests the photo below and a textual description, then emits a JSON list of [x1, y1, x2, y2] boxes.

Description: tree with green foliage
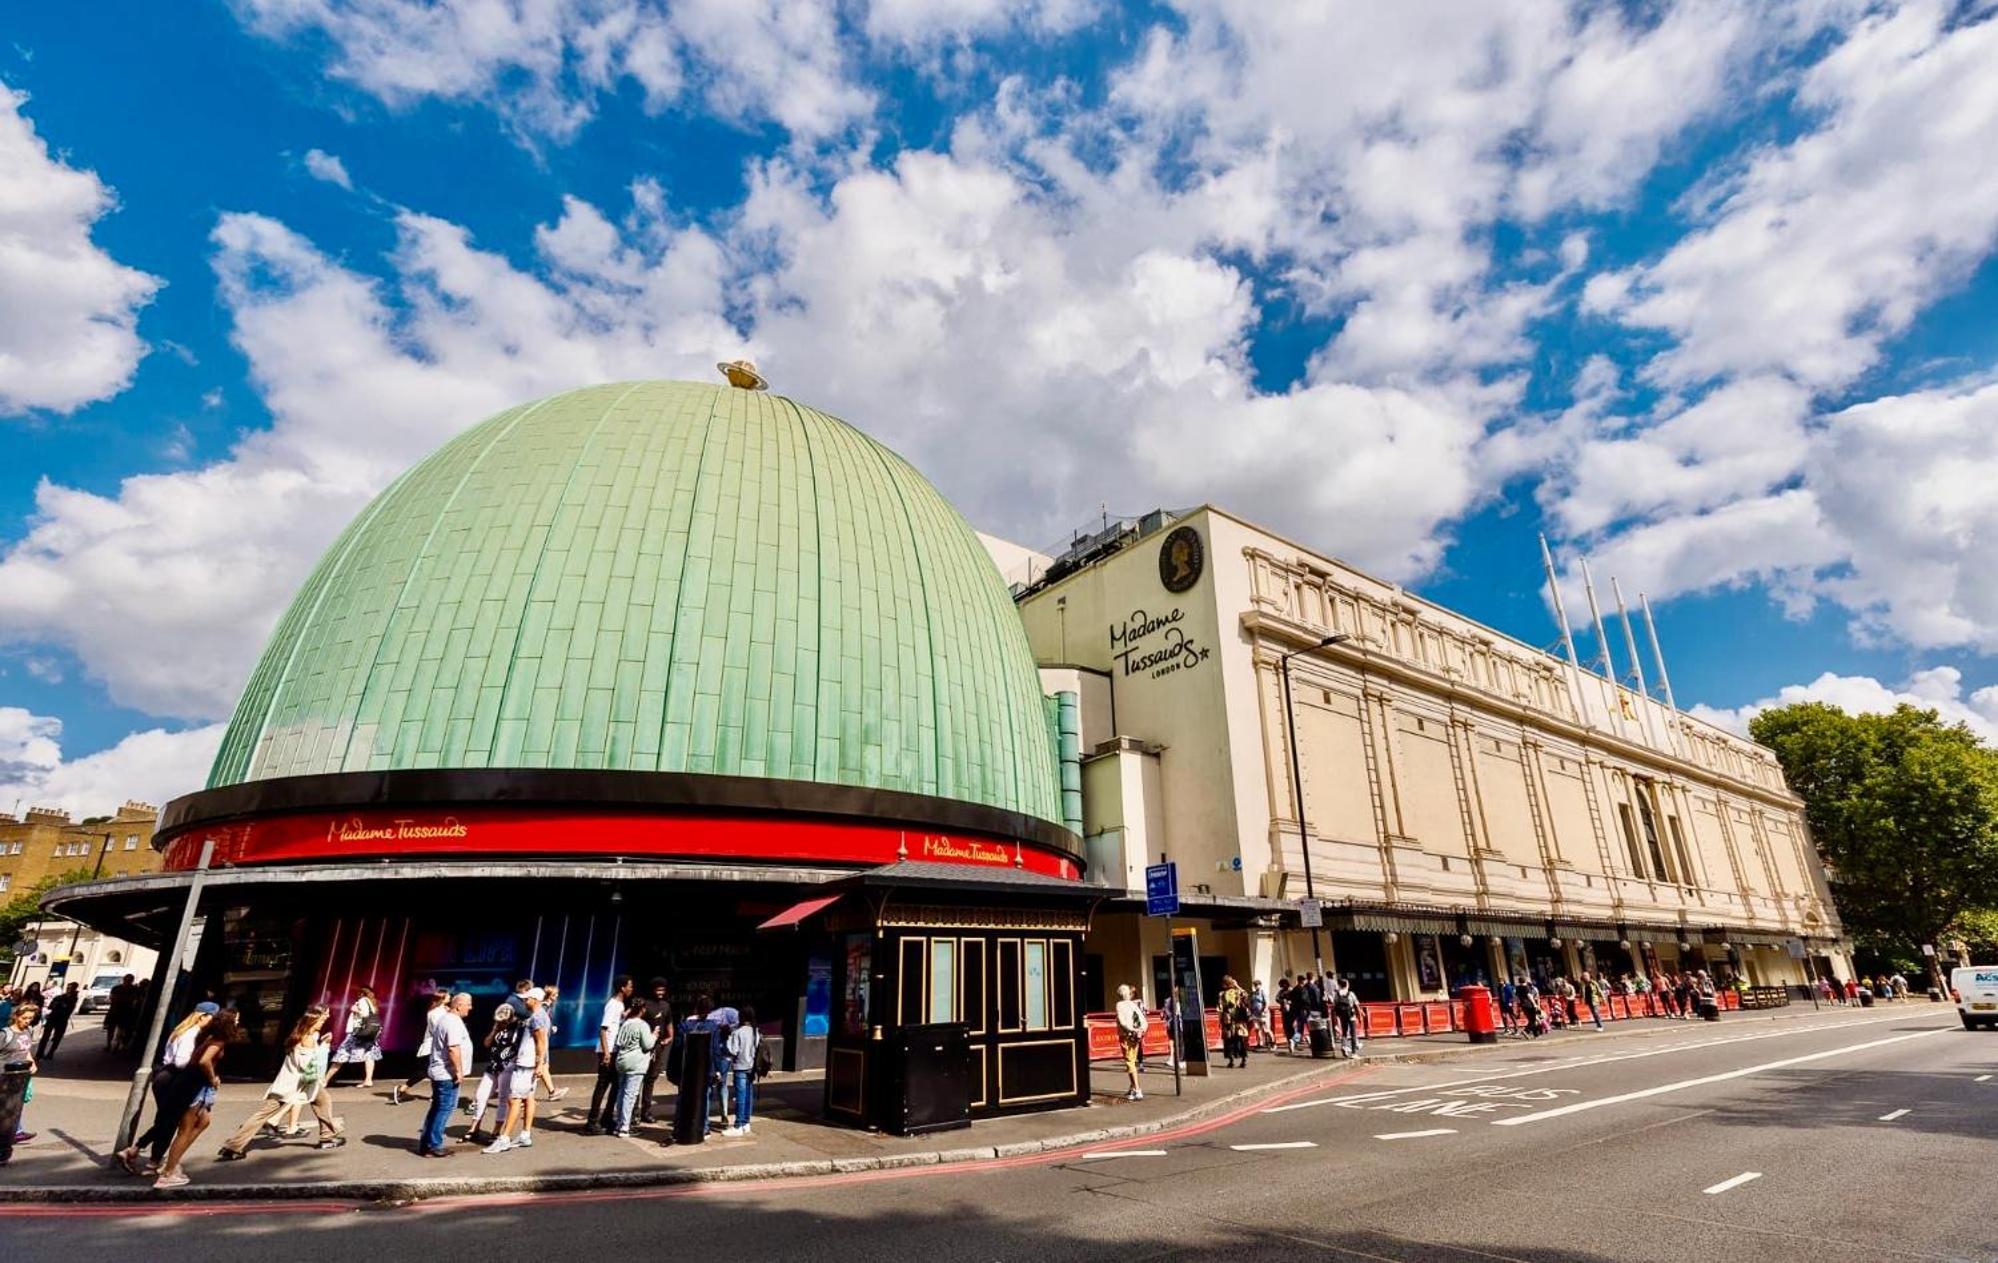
[[1750, 702, 1998, 985]]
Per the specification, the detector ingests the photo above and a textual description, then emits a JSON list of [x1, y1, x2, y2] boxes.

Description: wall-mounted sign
[[1158, 525, 1204, 593], [1110, 607, 1212, 682]]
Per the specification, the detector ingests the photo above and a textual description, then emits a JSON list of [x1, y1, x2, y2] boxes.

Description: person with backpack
[[323, 984, 383, 1090], [1217, 977, 1250, 1068], [484, 988, 550, 1153], [721, 1006, 763, 1137], [1329, 976, 1361, 1057], [610, 997, 655, 1137], [1114, 984, 1146, 1100], [461, 1002, 520, 1144], [1249, 980, 1271, 1052], [1497, 977, 1518, 1034]]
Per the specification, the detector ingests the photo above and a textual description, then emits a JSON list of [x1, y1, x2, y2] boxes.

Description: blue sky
[[5, 0, 1998, 813]]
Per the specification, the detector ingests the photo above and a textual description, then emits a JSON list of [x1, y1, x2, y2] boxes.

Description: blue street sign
[[1146, 861, 1179, 917]]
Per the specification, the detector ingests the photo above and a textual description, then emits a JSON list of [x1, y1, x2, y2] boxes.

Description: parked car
[[1953, 965, 1998, 1030], [77, 971, 127, 1014]]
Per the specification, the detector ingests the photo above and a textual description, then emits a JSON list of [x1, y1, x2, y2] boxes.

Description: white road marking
[[1703, 1172, 1762, 1195], [1076, 1149, 1169, 1159], [1977, 1075, 1992, 1083], [1264, 1011, 1929, 1115], [1230, 1141, 1319, 1151], [1492, 1028, 1951, 1127], [1373, 1129, 1457, 1140], [1878, 1108, 1909, 1121]]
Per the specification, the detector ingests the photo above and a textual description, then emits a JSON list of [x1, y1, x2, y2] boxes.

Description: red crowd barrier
[[1422, 1001, 1454, 1034]]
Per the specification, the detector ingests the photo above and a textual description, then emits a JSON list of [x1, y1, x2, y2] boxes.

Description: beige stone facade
[[1013, 508, 1847, 1005]]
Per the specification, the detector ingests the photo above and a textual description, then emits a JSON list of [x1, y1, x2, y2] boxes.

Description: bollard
[[1458, 984, 1498, 1044]]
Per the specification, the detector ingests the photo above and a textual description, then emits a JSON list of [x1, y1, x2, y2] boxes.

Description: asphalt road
[[5, 1007, 1990, 1263]]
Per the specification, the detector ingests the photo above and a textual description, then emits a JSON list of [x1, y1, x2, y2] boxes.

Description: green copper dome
[[210, 380, 1063, 826]]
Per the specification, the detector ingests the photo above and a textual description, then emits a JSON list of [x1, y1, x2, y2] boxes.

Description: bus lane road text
[[1324, 1084, 1582, 1121]]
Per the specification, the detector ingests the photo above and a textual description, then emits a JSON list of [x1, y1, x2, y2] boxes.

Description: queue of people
[[68, 972, 772, 1188]]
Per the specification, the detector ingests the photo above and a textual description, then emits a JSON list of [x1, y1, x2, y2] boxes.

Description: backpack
[[752, 1038, 773, 1081], [489, 1021, 521, 1069], [1332, 989, 1357, 1018]]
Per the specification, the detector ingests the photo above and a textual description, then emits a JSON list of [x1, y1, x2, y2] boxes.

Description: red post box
[[1457, 984, 1499, 1044]]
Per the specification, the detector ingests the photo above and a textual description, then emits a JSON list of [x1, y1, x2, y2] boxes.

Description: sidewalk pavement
[[0, 1001, 1904, 1203]]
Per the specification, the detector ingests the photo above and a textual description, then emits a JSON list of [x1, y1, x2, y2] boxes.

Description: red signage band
[[159, 805, 1081, 880]]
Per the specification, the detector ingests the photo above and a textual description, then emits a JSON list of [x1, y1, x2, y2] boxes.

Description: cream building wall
[[1015, 507, 1846, 1000]]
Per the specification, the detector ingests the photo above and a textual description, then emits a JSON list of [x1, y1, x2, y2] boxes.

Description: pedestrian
[[1250, 979, 1271, 1052], [611, 997, 655, 1136], [1114, 984, 1146, 1100], [665, 995, 716, 1140], [1581, 972, 1605, 1031], [461, 1001, 519, 1143], [391, 990, 450, 1106], [153, 1008, 240, 1189], [483, 987, 549, 1153], [37, 982, 79, 1061], [1497, 976, 1518, 1032], [1518, 977, 1544, 1038], [114, 1001, 217, 1176], [1217, 976, 1249, 1068], [103, 974, 137, 1051], [721, 1006, 761, 1138], [1330, 976, 1361, 1057], [535, 983, 570, 1102], [638, 977, 674, 1124], [0, 999, 39, 1163], [216, 1005, 344, 1160], [416, 992, 472, 1157], [585, 974, 634, 1135], [323, 984, 383, 1090]]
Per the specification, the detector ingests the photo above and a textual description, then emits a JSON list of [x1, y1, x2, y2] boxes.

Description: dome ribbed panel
[[206, 380, 1063, 827]]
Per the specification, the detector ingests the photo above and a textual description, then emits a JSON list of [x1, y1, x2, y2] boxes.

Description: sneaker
[[583, 1124, 603, 1137], [483, 1137, 513, 1154], [1126, 1090, 1144, 1101], [516, 1130, 533, 1148], [547, 1086, 569, 1101], [153, 1171, 190, 1189], [721, 1126, 744, 1137], [613, 1130, 630, 1138], [215, 1148, 246, 1162], [317, 1135, 347, 1150], [738, 1126, 751, 1137], [11, 1132, 33, 1145]]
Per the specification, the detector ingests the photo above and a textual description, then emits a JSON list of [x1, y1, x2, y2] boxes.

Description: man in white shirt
[[585, 975, 633, 1135], [1114, 985, 1147, 1101], [418, 993, 472, 1158]]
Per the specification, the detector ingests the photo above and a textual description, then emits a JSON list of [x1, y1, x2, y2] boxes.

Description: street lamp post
[[1279, 633, 1351, 977]]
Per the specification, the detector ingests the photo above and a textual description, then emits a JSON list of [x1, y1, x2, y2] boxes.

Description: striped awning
[[1342, 912, 1460, 936], [1623, 926, 1686, 945], [1464, 918, 1541, 938]]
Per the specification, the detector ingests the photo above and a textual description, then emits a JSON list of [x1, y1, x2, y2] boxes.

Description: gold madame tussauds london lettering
[[325, 816, 471, 845], [918, 834, 1010, 865]]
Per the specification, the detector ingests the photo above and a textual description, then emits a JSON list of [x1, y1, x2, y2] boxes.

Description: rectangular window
[[997, 939, 1022, 1031], [927, 939, 957, 1024], [1024, 941, 1049, 1031], [1667, 816, 1695, 886], [125, 835, 138, 850], [1615, 803, 1645, 875], [0, 875, 10, 892], [1634, 786, 1669, 881], [1051, 940, 1074, 1029], [961, 939, 987, 1035], [898, 938, 925, 1026]]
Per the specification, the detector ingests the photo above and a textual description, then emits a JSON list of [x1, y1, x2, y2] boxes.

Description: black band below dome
[[158, 767, 1084, 864]]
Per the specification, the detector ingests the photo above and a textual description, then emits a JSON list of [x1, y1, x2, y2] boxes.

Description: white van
[[1954, 966, 1998, 1030]]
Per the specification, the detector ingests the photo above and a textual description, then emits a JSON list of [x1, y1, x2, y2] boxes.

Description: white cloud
[[1691, 667, 1998, 745], [0, 84, 160, 415], [0, 707, 224, 820], [302, 147, 352, 189], [1589, 2, 1998, 391], [230, 0, 873, 143]]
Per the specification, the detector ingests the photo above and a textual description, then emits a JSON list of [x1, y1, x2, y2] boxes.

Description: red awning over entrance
[[757, 893, 841, 930]]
